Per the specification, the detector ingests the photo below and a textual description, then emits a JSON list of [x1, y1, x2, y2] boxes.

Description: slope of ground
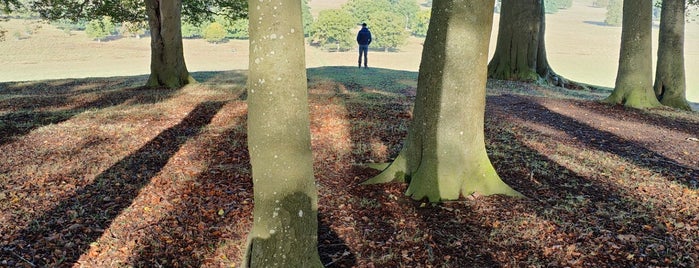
[[1, 0, 699, 102], [1, 68, 697, 267]]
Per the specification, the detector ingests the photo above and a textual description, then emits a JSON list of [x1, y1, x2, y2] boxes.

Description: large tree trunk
[[243, 0, 322, 267], [363, 0, 521, 202], [654, 0, 691, 110], [145, 0, 195, 88], [488, 0, 562, 85], [604, 0, 661, 108]]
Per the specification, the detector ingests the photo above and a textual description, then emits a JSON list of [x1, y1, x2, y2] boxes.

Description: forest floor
[[0, 67, 697, 267]]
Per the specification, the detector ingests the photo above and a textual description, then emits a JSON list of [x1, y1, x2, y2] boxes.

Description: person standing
[[356, 23, 372, 68]]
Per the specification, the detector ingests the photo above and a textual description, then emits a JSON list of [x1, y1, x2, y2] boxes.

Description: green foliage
[[544, 0, 572, 14], [310, 9, 354, 51], [342, 0, 391, 24], [558, 0, 573, 9], [119, 21, 146, 38], [181, 21, 202, 38], [593, 0, 609, 7], [203, 22, 226, 43], [51, 19, 86, 31], [369, 11, 407, 52], [85, 16, 115, 41], [1, 0, 22, 13], [605, 0, 623, 26], [333, 0, 418, 49], [545, 0, 560, 14], [390, 0, 420, 29], [227, 18, 248, 39], [411, 9, 430, 37], [26, 0, 247, 26], [302, 0, 312, 36]]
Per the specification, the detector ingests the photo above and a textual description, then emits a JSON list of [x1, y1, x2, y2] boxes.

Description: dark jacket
[[356, 27, 372, 46]]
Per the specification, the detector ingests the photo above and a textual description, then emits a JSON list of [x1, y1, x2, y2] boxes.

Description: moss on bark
[[654, 0, 691, 111], [145, 0, 195, 89], [604, 0, 661, 109], [364, 0, 521, 202]]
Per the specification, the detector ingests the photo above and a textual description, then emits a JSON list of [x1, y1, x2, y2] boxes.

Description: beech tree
[[243, 0, 322, 266], [604, 0, 661, 108], [488, 0, 568, 87], [17, 0, 245, 88], [143, 0, 194, 88], [654, 0, 691, 110], [363, 0, 521, 202]]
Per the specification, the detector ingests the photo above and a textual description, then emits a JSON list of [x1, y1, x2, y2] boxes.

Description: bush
[[411, 9, 430, 37], [85, 16, 116, 42], [227, 18, 248, 39], [310, 9, 355, 51], [605, 0, 623, 26], [181, 22, 202, 39], [119, 21, 147, 38], [593, 0, 609, 8], [369, 11, 408, 52], [52, 19, 86, 34], [544, 0, 560, 14], [545, 0, 573, 14], [203, 22, 226, 43]]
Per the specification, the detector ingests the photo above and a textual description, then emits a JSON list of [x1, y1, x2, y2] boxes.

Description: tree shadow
[[484, 107, 690, 266], [0, 76, 178, 145], [2, 101, 225, 267], [495, 94, 698, 187], [127, 110, 252, 267], [318, 219, 357, 267], [583, 20, 614, 27]]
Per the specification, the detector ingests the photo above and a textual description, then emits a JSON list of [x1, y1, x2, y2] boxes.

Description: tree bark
[[363, 0, 521, 202], [243, 0, 322, 267], [488, 0, 564, 86], [604, 0, 661, 108], [654, 0, 691, 110], [145, 0, 195, 88]]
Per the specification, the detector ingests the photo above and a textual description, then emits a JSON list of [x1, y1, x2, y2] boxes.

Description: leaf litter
[[0, 73, 697, 267]]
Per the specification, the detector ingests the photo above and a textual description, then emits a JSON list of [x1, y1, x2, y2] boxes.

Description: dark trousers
[[358, 45, 369, 67]]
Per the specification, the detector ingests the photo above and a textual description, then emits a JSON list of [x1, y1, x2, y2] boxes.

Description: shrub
[[411, 9, 430, 37], [119, 21, 147, 38], [203, 22, 226, 43], [85, 16, 116, 42], [310, 9, 355, 51], [227, 18, 248, 39], [181, 22, 202, 39], [545, 0, 560, 14], [593, 0, 609, 8], [605, 0, 623, 26], [369, 11, 408, 52]]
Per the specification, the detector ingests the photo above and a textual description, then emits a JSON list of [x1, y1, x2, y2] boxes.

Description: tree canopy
[[368, 11, 408, 51], [310, 9, 355, 51], [11, 0, 247, 25]]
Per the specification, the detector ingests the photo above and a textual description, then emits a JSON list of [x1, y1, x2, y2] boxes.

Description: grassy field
[[1, 0, 698, 103]]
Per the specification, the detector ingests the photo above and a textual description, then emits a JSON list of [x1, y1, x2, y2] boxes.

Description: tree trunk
[[604, 0, 661, 108], [243, 0, 322, 267], [145, 0, 195, 88], [654, 0, 691, 110], [488, 0, 561, 84], [363, 0, 521, 202]]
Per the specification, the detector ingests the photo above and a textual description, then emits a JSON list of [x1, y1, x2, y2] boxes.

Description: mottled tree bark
[[604, 0, 661, 108], [243, 0, 322, 267], [145, 0, 195, 88], [363, 0, 521, 202], [488, 0, 565, 86], [654, 0, 691, 110]]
